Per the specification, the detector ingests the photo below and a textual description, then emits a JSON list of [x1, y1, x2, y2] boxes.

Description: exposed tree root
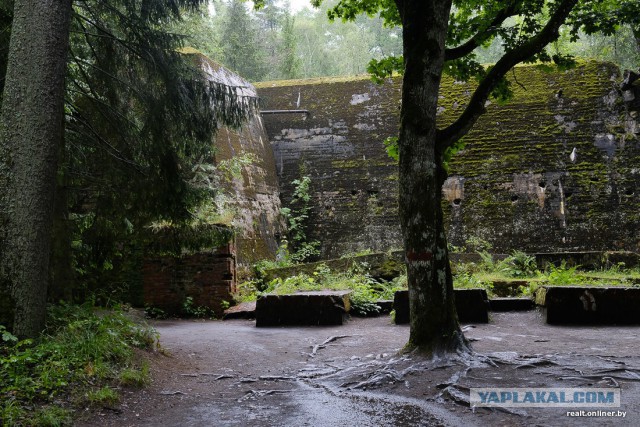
[[214, 374, 235, 380], [309, 335, 351, 357], [258, 375, 296, 381], [237, 389, 293, 402], [437, 384, 470, 405], [297, 366, 340, 379]]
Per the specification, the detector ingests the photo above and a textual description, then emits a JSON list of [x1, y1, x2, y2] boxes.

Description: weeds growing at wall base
[[452, 253, 640, 297], [239, 262, 405, 315], [243, 250, 639, 308]]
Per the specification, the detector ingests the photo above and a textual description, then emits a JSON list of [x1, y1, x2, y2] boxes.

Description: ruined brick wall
[[256, 62, 640, 257], [142, 244, 236, 316]]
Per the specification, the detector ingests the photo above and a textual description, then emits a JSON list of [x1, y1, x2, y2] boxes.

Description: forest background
[[180, 0, 639, 83]]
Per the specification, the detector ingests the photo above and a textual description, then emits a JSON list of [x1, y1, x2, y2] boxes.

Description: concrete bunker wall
[[214, 118, 283, 265], [257, 76, 403, 258], [185, 50, 284, 265], [257, 62, 640, 258], [138, 52, 282, 317]]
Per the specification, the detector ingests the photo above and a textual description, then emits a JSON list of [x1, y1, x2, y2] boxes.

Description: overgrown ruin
[[256, 61, 639, 258], [144, 57, 640, 316]]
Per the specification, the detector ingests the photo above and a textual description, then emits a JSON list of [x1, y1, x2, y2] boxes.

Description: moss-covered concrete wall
[[186, 51, 284, 265], [214, 120, 283, 265], [256, 62, 639, 257], [256, 75, 402, 258]]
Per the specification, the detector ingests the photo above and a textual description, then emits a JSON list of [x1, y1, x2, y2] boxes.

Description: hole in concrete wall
[[539, 181, 546, 189], [453, 198, 462, 206], [511, 195, 519, 203], [367, 189, 379, 196]]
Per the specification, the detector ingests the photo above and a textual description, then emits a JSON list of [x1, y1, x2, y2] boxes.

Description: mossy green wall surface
[[186, 51, 284, 265], [257, 75, 402, 257], [257, 62, 639, 257], [213, 120, 284, 265]]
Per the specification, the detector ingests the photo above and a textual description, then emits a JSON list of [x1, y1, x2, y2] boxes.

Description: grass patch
[[452, 255, 640, 297], [31, 406, 73, 427], [241, 252, 640, 308], [87, 386, 120, 407], [0, 303, 157, 426], [119, 362, 150, 388]]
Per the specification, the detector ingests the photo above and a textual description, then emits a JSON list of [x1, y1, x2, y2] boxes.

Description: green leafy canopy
[[305, 0, 638, 93]]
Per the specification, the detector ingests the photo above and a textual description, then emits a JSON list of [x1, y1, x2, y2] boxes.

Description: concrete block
[[256, 291, 351, 326], [545, 286, 640, 324], [393, 289, 489, 324]]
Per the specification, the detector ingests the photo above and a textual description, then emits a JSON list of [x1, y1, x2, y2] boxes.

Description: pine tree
[[0, 0, 73, 338], [0, 0, 256, 334], [280, 12, 300, 79], [220, 0, 267, 81]]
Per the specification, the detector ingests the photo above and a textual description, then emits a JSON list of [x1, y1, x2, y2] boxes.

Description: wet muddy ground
[[79, 310, 640, 426]]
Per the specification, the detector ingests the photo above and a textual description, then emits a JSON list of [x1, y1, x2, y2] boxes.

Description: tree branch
[[436, 0, 579, 150], [65, 101, 143, 171], [444, 1, 520, 61]]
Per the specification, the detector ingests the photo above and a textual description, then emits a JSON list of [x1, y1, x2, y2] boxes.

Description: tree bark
[[0, 0, 73, 337], [397, 0, 469, 354]]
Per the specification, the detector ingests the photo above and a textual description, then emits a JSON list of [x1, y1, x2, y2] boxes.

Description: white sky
[[210, 1, 316, 15], [288, 0, 313, 13]]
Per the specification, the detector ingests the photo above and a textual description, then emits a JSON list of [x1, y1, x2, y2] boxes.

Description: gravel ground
[[78, 310, 640, 426]]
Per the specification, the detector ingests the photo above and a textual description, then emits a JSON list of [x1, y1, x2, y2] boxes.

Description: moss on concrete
[[258, 61, 638, 257]]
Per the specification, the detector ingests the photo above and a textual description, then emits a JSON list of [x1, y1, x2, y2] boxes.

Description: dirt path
[[79, 311, 640, 426]]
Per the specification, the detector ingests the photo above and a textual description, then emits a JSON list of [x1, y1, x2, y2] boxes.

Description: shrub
[[543, 261, 583, 285], [499, 251, 538, 278]]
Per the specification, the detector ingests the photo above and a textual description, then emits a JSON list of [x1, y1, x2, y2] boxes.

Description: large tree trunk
[[0, 0, 73, 337], [397, 0, 469, 354]]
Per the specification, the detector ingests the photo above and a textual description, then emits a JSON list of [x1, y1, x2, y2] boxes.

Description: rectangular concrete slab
[[393, 289, 489, 324], [545, 286, 640, 324], [256, 291, 351, 326]]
